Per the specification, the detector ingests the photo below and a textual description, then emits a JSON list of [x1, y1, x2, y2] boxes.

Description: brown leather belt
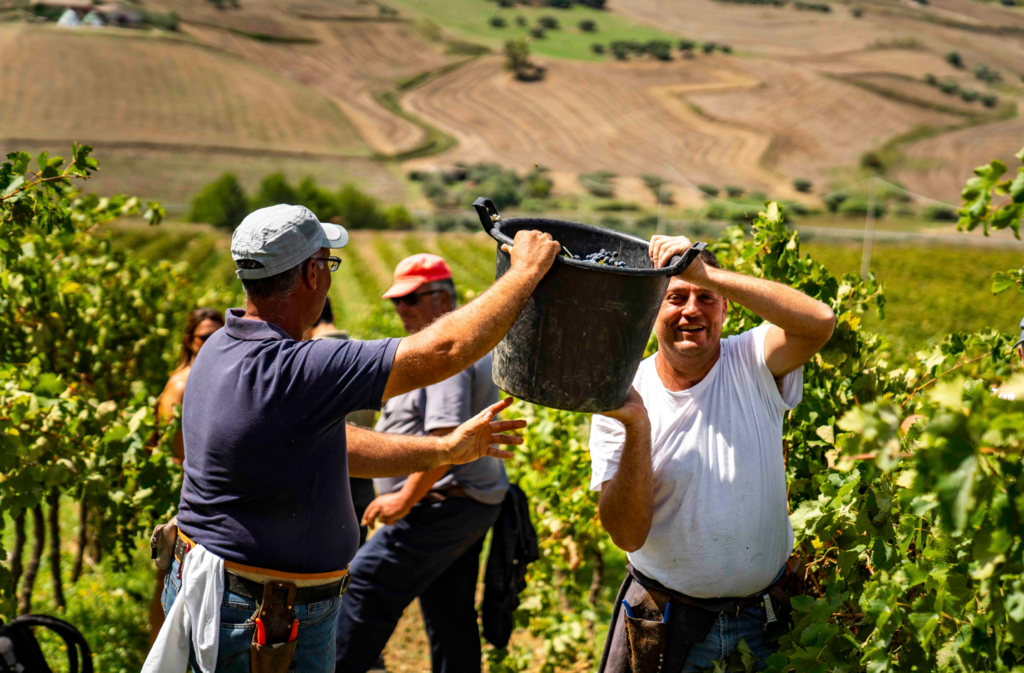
[[173, 536, 350, 604]]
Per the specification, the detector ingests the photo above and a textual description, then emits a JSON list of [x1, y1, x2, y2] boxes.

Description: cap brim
[[381, 277, 428, 299], [1013, 336, 1024, 349], [320, 222, 349, 249]]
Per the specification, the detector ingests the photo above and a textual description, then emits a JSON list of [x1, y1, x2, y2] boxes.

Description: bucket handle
[[472, 196, 706, 276], [473, 197, 508, 244]]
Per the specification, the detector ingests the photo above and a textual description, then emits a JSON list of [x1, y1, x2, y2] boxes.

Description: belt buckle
[[339, 572, 352, 596]]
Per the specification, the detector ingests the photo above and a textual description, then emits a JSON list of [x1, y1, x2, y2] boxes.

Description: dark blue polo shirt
[[176, 309, 400, 573]]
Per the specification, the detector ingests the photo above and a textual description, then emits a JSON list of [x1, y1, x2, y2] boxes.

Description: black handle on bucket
[[665, 242, 708, 277], [473, 197, 507, 243]]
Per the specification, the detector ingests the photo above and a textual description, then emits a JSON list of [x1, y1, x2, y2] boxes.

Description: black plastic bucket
[[473, 197, 706, 413]]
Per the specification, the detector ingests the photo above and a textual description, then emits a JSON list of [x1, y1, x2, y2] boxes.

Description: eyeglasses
[[390, 290, 445, 308], [312, 256, 342, 272]]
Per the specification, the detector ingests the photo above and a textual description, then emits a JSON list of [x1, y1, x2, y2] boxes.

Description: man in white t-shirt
[[592, 235, 835, 673]]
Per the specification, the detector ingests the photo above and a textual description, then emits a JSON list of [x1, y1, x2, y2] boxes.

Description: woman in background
[[150, 307, 224, 643]]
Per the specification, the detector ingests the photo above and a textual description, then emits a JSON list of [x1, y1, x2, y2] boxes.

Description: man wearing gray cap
[[155, 205, 560, 672]]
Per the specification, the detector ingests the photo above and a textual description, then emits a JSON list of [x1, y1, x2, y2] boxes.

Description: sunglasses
[[390, 289, 445, 308], [312, 256, 342, 272], [195, 332, 217, 342]]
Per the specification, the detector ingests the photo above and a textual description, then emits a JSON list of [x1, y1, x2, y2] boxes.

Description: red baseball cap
[[381, 253, 453, 299]]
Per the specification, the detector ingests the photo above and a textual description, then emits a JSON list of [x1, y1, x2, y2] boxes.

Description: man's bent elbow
[[811, 304, 836, 346], [608, 528, 649, 553]]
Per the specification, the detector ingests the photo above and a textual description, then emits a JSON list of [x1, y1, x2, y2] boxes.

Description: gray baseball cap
[[231, 204, 348, 280], [1014, 316, 1024, 349]]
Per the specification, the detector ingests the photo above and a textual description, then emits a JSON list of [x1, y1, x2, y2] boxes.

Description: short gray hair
[[237, 257, 315, 300]]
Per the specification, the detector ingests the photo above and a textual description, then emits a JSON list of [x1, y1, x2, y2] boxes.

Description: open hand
[[649, 235, 705, 281], [504, 230, 560, 281], [362, 492, 413, 527], [444, 397, 525, 465]]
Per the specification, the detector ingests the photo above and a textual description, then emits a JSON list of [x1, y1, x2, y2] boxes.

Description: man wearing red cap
[[334, 254, 508, 673]]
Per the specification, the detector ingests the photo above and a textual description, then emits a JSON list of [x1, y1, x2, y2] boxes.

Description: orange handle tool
[[256, 618, 266, 646], [288, 619, 299, 643]]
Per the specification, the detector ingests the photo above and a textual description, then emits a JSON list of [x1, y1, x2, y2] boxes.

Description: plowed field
[[183, 21, 454, 155], [0, 26, 368, 156], [400, 52, 963, 193], [402, 56, 795, 195]]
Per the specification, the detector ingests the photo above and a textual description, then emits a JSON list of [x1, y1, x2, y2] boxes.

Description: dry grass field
[[181, 20, 455, 156], [0, 25, 368, 157]]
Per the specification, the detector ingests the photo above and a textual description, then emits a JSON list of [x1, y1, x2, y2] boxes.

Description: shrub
[[580, 171, 616, 198], [336, 184, 385, 229], [545, 0, 572, 6], [422, 178, 449, 208], [489, 15, 506, 27], [591, 43, 605, 54], [725, 185, 745, 198], [594, 200, 640, 211], [851, 6, 864, 17], [579, 19, 597, 31], [295, 176, 339, 221], [579, 0, 606, 7], [860, 151, 885, 172], [981, 93, 998, 108], [698, 184, 719, 197], [702, 42, 716, 54], [793, 178, 813, 193], [838, 196, 886, 217], [515, 15, 527, 26], [924, 73, 938, 85], [598, 215, 625, 230], [960, 89, 979, 102], [250, 172, 296, 210], [140, 9, 179, 30], [923, 203, 958, 221], [537, 15, 559, 29], [719, 44, 732, 53], [945, 51, 963, 68], [938, 80, 959, 95], [497, 0, 515, 6], [529, 26, 545, 38], [823, 193, 847, 212], [188, 173, 248, 230], [678, 39, 696, 51], [647, 40, 673, 60], [610, 41, 630, 60]]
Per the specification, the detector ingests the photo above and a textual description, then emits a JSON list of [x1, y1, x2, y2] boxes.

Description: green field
[[391, 0, 681, 61]]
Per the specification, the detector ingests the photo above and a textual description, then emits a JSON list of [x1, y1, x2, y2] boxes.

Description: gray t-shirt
[[373, 352, 509, 505]]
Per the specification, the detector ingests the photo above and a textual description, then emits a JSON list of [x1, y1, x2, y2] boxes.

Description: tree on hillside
[[504, 38, 545, 81], [251, 172, 297, 210], [188, 172, 248, 230]]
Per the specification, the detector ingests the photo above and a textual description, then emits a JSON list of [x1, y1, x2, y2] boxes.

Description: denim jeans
[[683, 606, 774, 672], [162, 558, 341, 673], [335, 497, 501, 673]]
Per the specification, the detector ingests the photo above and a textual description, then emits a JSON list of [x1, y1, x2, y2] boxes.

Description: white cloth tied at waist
[[142, 544, 224, 673]]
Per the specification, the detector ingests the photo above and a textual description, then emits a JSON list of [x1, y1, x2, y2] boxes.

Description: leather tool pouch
[[623, 587, 670, 673], [150, 516, 177, 570], [250, 581, 298, 673]]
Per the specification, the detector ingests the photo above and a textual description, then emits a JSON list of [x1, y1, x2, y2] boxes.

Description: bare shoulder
[[159, 368, 190, 407]]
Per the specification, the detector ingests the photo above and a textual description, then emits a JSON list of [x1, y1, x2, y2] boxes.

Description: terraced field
[[0, 25, 369, 157], [182, 20, 455, 156]]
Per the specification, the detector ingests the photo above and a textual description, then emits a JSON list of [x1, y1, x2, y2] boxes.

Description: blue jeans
[[683, 607, 774, 672], [335, 497, 501, 673], [162, 558, 341, 673]]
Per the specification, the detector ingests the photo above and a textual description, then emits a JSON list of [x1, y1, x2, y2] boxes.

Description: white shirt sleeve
[[743, 323, 803, 412], [588, 413, 627, 491]]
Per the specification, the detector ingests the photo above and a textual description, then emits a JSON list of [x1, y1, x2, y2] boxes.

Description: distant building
[[55, 7, 81, 26], [33, 0, 143, 26]]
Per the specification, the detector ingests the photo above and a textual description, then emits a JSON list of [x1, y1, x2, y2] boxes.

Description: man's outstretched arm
[[383, 231, 560, 401], [650, 235, 835, 377], [348, 398, 524, 478]]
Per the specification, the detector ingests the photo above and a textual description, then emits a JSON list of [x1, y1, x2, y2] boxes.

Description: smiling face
[[654, 276, 728, 370]]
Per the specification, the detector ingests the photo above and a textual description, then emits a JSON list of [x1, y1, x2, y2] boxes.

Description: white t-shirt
[[589, 323, 802, 599]]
